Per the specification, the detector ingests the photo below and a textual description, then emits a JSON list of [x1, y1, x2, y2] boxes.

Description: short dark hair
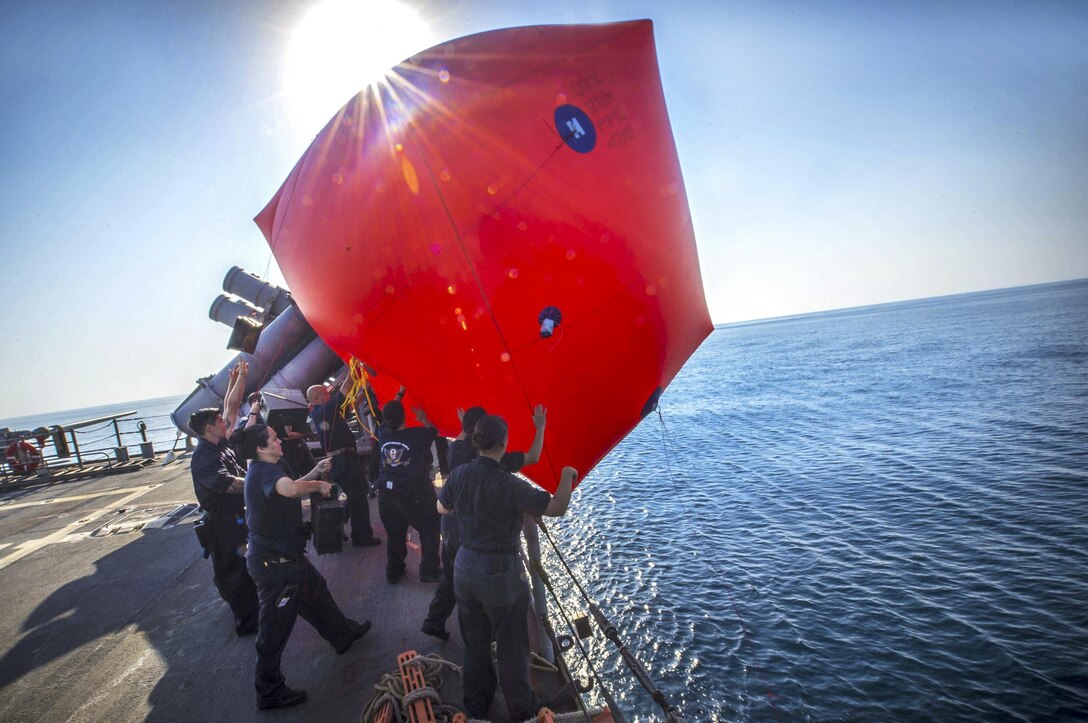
[[189, 407, 222, 436], [462, 406, 487, 435], [383, 400, 405, 429], [472, 415, 508, 452], [239, 424, 271, 460]]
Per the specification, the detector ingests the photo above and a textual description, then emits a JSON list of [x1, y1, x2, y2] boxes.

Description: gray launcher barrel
[[170, 303, 316, 435], [223, 266, 293, 317], [208, 295, 262, 327], [260, 336, 343, 393]]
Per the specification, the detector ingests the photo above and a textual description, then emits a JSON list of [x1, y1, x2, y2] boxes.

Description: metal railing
[[1, 411, 178, 483]]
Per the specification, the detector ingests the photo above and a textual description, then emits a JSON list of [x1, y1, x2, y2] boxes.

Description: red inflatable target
[[256, 20, 712, 492]]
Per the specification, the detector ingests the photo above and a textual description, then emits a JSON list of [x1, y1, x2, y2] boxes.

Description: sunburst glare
[[285, 0, 435, 134]]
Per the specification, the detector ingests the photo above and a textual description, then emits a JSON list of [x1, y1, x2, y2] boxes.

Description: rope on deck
[[361, 653, 464, 723], [359, 651, 605, 723]]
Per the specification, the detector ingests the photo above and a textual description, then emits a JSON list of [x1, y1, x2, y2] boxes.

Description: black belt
[[462, 545, 517, 555], [258, 556, 298, 565]]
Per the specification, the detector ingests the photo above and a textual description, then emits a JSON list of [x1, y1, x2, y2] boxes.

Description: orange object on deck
[[397, 650, 436, 723], [5, 440, 41, 474], [373, 700, 393, 723]]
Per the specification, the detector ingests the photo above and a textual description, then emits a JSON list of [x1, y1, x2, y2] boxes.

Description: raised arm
[[223, 361, 249, 430], [274, 458, 333, 498], [244, 397, 263, 429], [524, 404, 547, 466], [414, 405, 436, 429], [542, 466, 576, 517], [337, 367, 353, 397]]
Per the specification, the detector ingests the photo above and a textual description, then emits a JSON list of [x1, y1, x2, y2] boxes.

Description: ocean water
[[554, 279, 1088, 721], [0, 395, 187, 456]]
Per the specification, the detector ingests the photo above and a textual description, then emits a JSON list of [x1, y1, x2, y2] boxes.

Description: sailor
[[187, 363, 259, 636], [438, 414, 575, 721], [306, 371, 385, 547], [375, 399, 441, 583], [239, 423, 372, 711], [243, 393, 315, 478], [421, 404, 546, 641]]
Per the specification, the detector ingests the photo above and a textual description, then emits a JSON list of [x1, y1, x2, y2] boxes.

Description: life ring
[[5, 440, 41, 474]]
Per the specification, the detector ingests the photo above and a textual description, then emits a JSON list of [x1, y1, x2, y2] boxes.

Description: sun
[[285, 0, 435, 133]]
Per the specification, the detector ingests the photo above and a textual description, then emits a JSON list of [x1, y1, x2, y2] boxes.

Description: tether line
[[653, 407, 779, 716]]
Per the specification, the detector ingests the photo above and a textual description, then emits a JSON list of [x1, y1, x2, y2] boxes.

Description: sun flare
[[285, 0, 435, 133]]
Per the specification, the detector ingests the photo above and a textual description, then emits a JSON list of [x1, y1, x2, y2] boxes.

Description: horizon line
[[713, 275, 1088, 330]]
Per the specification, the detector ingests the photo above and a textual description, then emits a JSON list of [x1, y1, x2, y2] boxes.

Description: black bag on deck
[[310, 485, 345, 555]]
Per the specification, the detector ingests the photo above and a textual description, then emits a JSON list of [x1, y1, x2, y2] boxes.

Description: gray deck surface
[[0, 458, 573, 722]]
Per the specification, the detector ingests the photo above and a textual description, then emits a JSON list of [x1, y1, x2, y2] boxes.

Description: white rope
[[401, 686, 441, 707], [361, 653, 466, 723], [360, 652, 603, 723]]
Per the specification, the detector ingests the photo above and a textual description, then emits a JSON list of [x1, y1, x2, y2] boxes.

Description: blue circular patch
[[554, 104, 596, 154]]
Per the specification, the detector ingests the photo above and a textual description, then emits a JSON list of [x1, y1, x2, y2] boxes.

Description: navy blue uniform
[[190, 437, 258, 634], [376, 426, 440, 581], [423, 440, 524, 634], [309, 388, 375, 543], [244, 460, 358, 707], [439, 456, 550, 720]]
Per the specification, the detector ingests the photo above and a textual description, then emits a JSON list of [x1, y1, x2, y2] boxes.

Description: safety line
[[654, 408, 779, 716], [525, 548, 601, 721]]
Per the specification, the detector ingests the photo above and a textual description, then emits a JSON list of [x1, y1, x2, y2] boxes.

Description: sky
[[1, 0, 1086, 419]]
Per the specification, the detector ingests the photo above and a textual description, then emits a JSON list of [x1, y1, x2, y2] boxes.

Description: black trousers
[[378, 491, 440, 579], [423, 539, 458, 630], [206, 513, 259, 633], [246, 555, 354, 705], [332, 452, 374, 543], [454, 547, 539, 720]]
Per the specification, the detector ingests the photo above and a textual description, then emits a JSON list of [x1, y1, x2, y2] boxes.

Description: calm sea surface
[[556, 279, 1088, 721], [0, 396, 186, 454], [4, 281, 1086, 721]]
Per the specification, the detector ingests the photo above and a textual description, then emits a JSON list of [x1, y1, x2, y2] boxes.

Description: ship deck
[[0, 457, 575, 722]]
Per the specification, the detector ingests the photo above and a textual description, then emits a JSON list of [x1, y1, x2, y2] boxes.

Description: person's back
[[445, 456, 538, 553], [436, 414, 573, 721], [377, 424, 437, 495], [375, 400, 440, 583], [422, 406, 540, 640]]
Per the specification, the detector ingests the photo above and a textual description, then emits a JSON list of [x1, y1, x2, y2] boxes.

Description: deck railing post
[[137, 421, 154, 458], [70, 430, 83, 467]]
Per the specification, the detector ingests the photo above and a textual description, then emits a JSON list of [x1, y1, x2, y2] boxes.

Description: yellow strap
[[339, 357, 380, 438]]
